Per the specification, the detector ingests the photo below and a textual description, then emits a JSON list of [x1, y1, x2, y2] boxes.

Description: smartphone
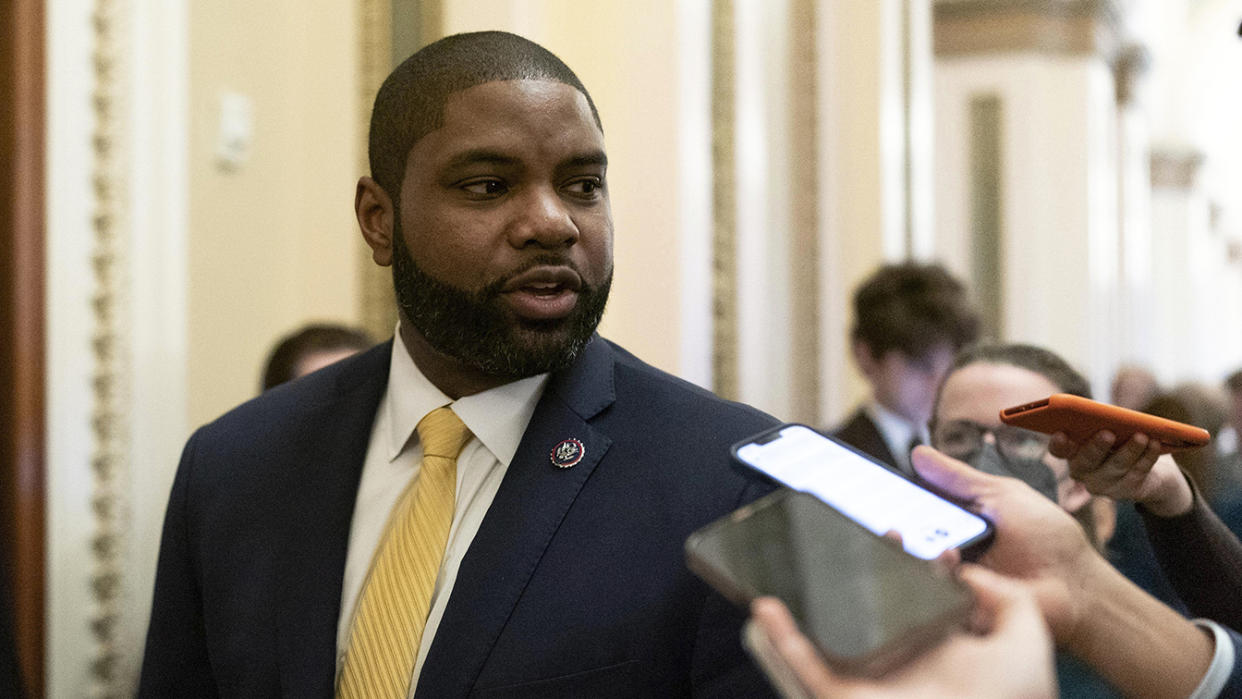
[[1000, 393, 1211, 453], [686, 489, 974, 678], [733, 424, 993, 560]]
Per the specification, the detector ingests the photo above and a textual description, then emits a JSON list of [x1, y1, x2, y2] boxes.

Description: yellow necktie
[[338, 407, 472, 698]]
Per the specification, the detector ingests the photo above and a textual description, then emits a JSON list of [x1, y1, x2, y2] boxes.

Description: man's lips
[[500, 266, 583, 320]]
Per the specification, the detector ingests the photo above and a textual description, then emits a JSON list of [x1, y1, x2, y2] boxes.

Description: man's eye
[[565, 178, 603, 196], [462, 179, 506, 196]]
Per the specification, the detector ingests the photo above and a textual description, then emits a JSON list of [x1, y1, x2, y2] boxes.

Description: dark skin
[[354, 182, 484, 396], [355, 80, 613, 399]]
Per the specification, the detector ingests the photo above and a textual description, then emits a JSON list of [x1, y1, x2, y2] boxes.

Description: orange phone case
[[999, 393, 1210, 452]]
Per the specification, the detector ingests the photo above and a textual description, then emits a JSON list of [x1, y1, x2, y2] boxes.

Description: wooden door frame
[[1, 0, 47, 696]]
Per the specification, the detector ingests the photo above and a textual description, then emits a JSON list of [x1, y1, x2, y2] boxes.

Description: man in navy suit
[[139, 31, 778, 697], [830, 263, 978, 476]]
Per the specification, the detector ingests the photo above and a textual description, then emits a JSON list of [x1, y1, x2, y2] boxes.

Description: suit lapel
[[844, 410, 900, 471], [273, 342, 391, 698], [414, 338, 616, 697]]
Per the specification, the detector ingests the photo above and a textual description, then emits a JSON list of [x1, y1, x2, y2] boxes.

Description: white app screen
[[736, 425, 988, 559]]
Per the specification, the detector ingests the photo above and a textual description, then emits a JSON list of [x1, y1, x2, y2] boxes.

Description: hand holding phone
[[733, 424, 993, 560], [999, 393, 1210, 453], [686, 489, 975, 678], [745, 567, 1056, 698]]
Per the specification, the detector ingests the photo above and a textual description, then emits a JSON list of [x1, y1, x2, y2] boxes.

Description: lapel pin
[[551, 438, 585, 469]]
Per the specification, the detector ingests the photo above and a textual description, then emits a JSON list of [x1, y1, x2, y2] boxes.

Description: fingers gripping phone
[[732, 424, 993, 560], [685, 489, 975, 678], [1000, 393, 1211, 453]]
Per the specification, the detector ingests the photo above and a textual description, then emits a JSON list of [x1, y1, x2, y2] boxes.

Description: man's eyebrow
[[564, 152, 608, 169], [441, 149, 521, 171], [438, 149, 608, 172]]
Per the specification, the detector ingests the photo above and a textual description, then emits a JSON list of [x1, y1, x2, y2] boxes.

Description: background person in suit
[[830, 262, 979, 475], [261, 322, 374, 391], [139, 31, 779, 697]]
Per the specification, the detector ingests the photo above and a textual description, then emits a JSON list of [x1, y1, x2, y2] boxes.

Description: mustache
[[482, 254, 591, 296]]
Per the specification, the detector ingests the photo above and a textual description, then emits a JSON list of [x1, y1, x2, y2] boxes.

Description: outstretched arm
[[913, 446, 1215, 699], [1051, 432, 1242, 627]]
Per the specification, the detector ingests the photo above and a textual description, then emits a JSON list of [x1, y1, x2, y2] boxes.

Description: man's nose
[[508, 187, 579, 248]]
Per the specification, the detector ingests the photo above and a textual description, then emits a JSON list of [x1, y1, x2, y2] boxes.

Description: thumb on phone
[[910, 445, 999, 503]]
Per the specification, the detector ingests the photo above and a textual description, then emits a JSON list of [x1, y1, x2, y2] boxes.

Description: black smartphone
[[685, 489, 974, 678], [733, 423, 993, 560]]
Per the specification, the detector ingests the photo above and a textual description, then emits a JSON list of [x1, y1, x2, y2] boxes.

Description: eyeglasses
[[931, 419, 1051, 463]]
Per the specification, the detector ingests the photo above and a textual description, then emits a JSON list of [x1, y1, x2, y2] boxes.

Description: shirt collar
[[384, 325, 549, 465], [865, 400, 928, 453]]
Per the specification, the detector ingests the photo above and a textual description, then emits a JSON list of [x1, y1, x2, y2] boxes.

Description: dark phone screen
[[688, 490, 972, 667]]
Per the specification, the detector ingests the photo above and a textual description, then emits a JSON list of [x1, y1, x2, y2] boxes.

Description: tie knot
[[416, 407, 472, 459], [907, 435, 924, 454]]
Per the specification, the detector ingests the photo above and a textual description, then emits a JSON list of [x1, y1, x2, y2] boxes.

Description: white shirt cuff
[[1189, 619, 1235, 699]]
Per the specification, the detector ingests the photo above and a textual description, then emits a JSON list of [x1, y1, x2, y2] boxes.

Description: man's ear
[[851, 339, 880, 379], [356, 176, 395, 267]]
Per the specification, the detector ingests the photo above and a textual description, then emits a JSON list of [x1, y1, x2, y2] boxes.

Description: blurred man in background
[[830, 262, 979, 476], [260, 322, 374, 391]]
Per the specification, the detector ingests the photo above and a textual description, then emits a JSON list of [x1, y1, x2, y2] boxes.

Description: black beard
[[391, 225, 611, 381]]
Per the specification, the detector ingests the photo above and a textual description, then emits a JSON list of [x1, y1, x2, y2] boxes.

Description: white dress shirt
[[334, 329, 549, 694], [864, 400, 929, 475]]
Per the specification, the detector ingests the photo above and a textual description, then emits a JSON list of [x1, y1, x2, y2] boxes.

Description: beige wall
[[187, 1, 365, 427]]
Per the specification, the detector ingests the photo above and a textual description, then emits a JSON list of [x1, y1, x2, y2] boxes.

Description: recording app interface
[[736, 425, 989, 559]]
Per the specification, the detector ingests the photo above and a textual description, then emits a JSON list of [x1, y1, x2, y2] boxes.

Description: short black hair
[[851, 262, 980, 360], [368, 30, 602, 203], [261, 323, 374, 391], [944, 343, 1093, 400]]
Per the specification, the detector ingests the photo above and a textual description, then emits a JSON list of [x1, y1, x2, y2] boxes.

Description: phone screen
[[734, 424, 990, 559], [687, 490, 973, 676]]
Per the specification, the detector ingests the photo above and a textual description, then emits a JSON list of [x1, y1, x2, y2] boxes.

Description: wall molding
[[356, 0, 398, 340], [88, 0, 132, 695], [1150, 149, 1205, 191], [710, 0, 738, 400], [1113, 42, 1150, 107], [788, 0, 821, 424], [934, 0, 1123, 61]]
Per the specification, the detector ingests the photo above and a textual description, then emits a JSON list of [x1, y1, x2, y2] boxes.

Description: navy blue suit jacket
[[139, 337, 779, 697], [830, 409, 900, 472]]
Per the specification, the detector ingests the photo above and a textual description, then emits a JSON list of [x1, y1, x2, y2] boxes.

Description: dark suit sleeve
[[1140, 479, 1242, 631], [138, 431, 219, 697]]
